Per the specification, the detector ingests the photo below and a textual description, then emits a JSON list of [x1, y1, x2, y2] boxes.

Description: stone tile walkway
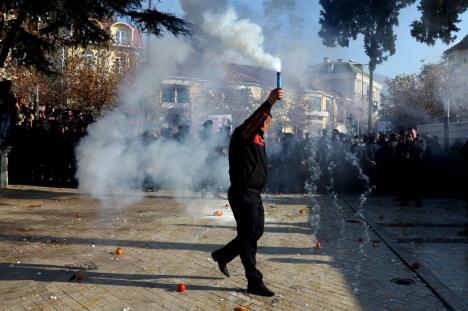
[[0, 186, 449, 310], [347, 195, 468, 309]]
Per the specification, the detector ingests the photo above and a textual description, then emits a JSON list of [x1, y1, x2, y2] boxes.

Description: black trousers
[[212, 187, 264, 282]]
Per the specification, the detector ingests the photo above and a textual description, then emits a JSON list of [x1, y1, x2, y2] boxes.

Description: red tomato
[[76, 272, 84, 281], [410, 262, 420, 271], [177, 283, 186, 292], [213, 210, 224, 217]]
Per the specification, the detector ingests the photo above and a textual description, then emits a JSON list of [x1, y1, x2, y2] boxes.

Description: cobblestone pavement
[[0, 185, 448, 311], [345, 195, 468, 309]]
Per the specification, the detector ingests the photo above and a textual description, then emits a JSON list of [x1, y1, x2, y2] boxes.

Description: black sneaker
[[211, 253, 230, 277], [247, 281, 275, 297]]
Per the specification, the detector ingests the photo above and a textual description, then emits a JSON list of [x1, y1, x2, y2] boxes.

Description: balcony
[[305, 110, 329, 118]]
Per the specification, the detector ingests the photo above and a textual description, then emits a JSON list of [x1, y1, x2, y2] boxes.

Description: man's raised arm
[[241, 88, 283, 139]]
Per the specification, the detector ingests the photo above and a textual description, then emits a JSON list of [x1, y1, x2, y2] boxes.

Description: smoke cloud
[[201, 7, 281, 70], [76, 36, 229, 204]]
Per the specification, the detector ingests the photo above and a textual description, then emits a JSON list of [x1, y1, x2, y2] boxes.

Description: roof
[[167, 61, 345, 98], [444, 34, 468, 54], [224, 63, 275, 86], [313, 61, 370, 78], [170, 62, 276, 86]]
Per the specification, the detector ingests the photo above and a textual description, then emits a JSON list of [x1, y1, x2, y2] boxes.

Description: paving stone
[[0, 186, 451, 310]]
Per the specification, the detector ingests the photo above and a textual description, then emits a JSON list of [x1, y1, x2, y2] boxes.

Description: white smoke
[[76, 36, 229, 203], [201, 7, 281, 71], [76, 3, 287, 204]]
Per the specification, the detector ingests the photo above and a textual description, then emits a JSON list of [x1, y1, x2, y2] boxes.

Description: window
[[357, 80, 362, 94], [114, 55, 123, 73], [325, 99, 332, 113], [177, 86, 190, 103], [162, 85, 190, 103], [162, 85, 176, 103], [115, 28, 129, 45], [309, 97, 321, 111]]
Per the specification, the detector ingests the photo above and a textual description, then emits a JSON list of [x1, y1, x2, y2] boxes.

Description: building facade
[[310, 58, 383, 134], [156, 63, 341, 137], [444, 34, 468, 67], [77, 20, 142, 72]]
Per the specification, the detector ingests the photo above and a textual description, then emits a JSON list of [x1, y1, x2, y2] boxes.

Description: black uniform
[[212, 100, 271, 283]]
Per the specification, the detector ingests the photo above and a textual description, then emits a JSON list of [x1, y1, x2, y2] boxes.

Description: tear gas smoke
[[201, 7, 281, 71], [76, 37, 229, 203]]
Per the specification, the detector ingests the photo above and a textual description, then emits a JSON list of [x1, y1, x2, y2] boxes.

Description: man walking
[[211, 88, 283, 297]]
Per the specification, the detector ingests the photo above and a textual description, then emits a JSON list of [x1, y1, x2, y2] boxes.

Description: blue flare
[[276, 71, 282, 88]]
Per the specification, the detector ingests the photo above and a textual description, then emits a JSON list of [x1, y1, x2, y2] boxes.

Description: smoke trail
[[75, 36, 229, 203], [201, 7, 280, 70]]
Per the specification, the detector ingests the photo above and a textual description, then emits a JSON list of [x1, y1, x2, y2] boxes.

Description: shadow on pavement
[[172, 223, 312, 235], [268, 258, 332, 264], [0, 234, 311, 255], [0, 262, 235, 291], [1, 188, 77, 200], [263, 196, 309, 206]]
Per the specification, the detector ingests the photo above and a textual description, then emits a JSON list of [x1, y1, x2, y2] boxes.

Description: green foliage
[[0, 0, 190, 72], [318, 0, 414, 70], [319, 0, 468, 63], [411, 0, 468, 45]]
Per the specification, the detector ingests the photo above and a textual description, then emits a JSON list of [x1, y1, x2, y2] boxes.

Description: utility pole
[[34, 82, 39, 116], [444, 99, 450, 150], [368, 68, 374, 134]]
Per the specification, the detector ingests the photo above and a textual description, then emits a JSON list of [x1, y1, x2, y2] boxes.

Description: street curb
[[339, 196, 468, 311]]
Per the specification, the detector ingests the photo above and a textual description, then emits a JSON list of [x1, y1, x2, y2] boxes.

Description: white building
[[444, 34, 468, 66], [310, 58, 384, 133]]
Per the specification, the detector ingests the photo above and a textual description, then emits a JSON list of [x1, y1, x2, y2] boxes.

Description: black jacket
[[229, 100, 272, 192]]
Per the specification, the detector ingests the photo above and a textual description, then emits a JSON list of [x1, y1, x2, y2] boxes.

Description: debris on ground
[[298, 208, 307, 216], [315, 241, 321, 250], [17, 227, 32, 232], [177, 282, 186, 292], [68, 271, 85, 281], [234, 306, 247, 311], [213, 210, 224, 217], [410, 262, 420, 271], [115, 247, 124, 255], [65, 261, 98, 271]]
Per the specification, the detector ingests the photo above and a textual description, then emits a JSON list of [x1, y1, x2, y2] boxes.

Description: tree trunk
[[368, 68, 374, 133], [0, 12, 26, 68]]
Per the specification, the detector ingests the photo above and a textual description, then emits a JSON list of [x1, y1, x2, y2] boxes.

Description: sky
[[155, 0, 468, 79]]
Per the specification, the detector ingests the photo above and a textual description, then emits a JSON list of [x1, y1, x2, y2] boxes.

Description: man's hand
[[267, 88, 284, 105]]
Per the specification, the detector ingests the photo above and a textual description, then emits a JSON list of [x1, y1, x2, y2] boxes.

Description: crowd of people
[[1, 78, 467, 202], [0, 82, 94, 186], [265, 128, 468, 206]]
